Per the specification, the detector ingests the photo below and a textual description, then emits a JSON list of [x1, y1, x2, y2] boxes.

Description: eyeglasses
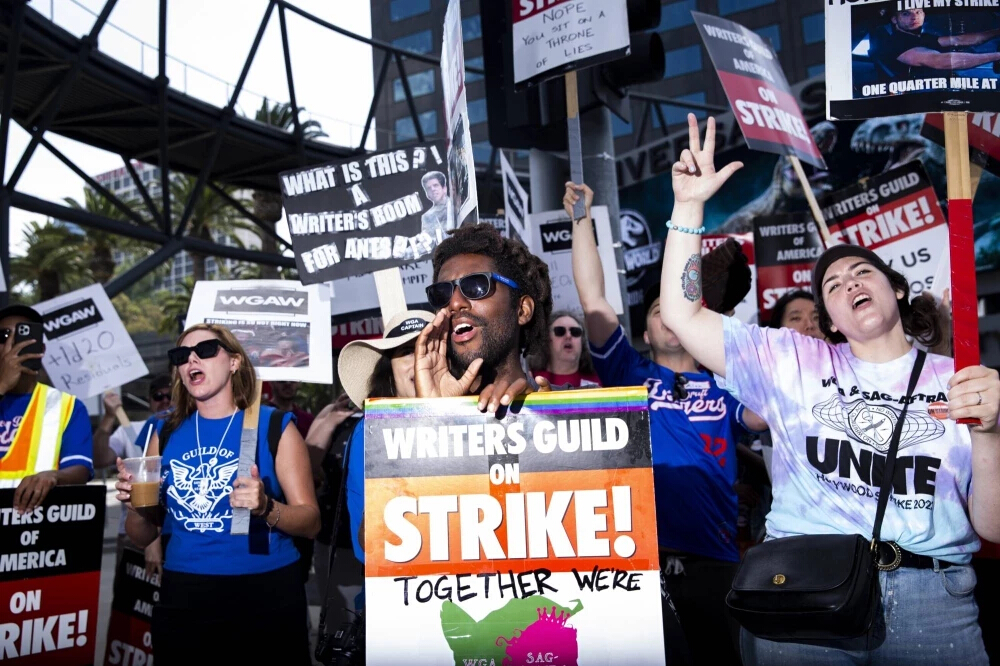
[[552, 326, 583, 338], [672, 374, 689, 400], [425, 272, 520, 310], [167, 339, 234, 366], [151, 391, 171, 402]]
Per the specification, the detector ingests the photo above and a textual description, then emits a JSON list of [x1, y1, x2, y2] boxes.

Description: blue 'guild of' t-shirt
[[591, 326, 754, 562], [157, 407, 299, 575]]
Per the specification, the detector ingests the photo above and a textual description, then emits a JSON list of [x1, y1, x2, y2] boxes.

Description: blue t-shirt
[[157, 407, 300, 575], [591, 326, 753, 562], [345, 418, 366, 564], [0, 389, 94, 478]]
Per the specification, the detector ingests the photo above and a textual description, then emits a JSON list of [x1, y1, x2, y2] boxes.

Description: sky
[[6, 0, 376, 254]]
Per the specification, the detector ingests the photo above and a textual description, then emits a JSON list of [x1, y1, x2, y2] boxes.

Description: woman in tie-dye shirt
[[656, 115, 999, 665]]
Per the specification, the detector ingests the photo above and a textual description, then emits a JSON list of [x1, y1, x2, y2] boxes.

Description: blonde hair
[[165, 323, 257, 432]]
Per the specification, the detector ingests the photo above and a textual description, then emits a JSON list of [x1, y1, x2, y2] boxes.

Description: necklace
[[195, 409, 239, 465]]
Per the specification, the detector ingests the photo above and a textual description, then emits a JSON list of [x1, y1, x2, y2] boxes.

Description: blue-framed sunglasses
[[425, 272, 520, 309]]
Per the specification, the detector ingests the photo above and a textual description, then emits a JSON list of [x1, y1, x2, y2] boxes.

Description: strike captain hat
[[338, 309, 434, 406]]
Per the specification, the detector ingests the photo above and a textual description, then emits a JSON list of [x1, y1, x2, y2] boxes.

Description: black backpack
[[159, 409, 314, 582]]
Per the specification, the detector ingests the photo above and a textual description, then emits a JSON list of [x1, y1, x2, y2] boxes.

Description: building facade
[[368, 0, 825, 162]]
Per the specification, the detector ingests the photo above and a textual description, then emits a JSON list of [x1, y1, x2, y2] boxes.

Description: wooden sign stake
[[374, 267, 408, 322], [943, 111, 980, 422], [789, 155, 832, 248], [565, 71, 586, 220], [231, 379, 263, 535]]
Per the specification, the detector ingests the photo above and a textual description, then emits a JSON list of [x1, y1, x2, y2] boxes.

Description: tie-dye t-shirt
[[722, 317, 979, 564]]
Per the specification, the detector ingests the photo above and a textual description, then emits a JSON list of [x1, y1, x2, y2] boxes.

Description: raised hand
[[414, 309, 483, 398], [563, 182, 594, 220], [0, 335, 41, 395], [672, 115, 744, 205]]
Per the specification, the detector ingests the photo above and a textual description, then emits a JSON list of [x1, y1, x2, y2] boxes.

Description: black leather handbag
[[726, 350, 927, 641]]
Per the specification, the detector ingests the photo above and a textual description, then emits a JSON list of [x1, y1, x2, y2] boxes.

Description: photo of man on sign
[[866, 7, 1000, 83]]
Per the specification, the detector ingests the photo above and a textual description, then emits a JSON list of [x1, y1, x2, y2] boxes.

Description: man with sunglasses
[[415, 223, 553, 409], [93, 374, 173, 570], [0, 305, 94, 513], [566, 182, 766, 665]]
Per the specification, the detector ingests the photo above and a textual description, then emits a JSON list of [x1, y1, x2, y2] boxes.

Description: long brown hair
[[165, 323, 257, 431], [528, 310, 595, 376]]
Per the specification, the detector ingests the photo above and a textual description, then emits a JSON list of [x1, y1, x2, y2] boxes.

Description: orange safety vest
[[0, 384, 76, 488]]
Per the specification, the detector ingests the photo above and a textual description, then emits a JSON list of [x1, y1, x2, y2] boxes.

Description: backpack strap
[[268, 408, 285, 462], [158, 420, 175, 456]]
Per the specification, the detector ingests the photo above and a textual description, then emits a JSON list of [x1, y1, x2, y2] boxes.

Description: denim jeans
[[741, 563, 988, 665]]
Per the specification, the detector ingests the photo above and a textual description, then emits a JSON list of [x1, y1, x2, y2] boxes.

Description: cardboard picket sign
[[702, 233, 757, 323], [818, 161, 949, 299], [922, 112, 1000, 177], [753, 213, 825, 325], [363, 388, 664, 666], [35, 284, 149, 399], [694, 11, 826, 170], [184, 280, 333, 384], [279, 143, 451, 284], [442, 0, 479, 228], [500, 151, 529, 246], [103, 548, 158, 666], [0, 485, 105, 664], [527, 206, 624, 317], [512, 0, 630, 88], [826, 2, 1000, 120]]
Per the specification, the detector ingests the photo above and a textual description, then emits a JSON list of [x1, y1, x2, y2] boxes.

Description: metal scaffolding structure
[[0, 0, 489, 303]]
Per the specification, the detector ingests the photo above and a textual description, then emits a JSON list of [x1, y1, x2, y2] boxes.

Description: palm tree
[[156, 277, 195, 336], [11, 221, 89, 301], [167, 175, 252, 282], [63, 188, 148, 284], [252, 99, 326, 278]]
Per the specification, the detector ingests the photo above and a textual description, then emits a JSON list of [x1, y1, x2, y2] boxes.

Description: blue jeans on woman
[[741, 563, 987, 665]]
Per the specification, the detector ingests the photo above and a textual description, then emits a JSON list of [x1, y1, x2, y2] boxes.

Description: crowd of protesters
[[2, 112, 999, 665]]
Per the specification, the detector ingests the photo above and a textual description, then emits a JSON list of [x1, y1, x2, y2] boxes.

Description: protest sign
[[442, 0, 478, 228], [0, 485, 105, 664], [694, 11, 826, 170], [753, 213, 824, 324], [826, 2, 1000, 120], [528, 206, 624, 317], [500, 151, 529, 246], [819, 161, 949, 298], [618, 209, 662, 330], [0, 270, 6, 292], [279, 143, 450, 283], [103, 548, 158, 666], [512, 0, 630, 88], [329, 262, 433, 325], [922, 112, 1000, 177], [35, 284, 148, 399], [363, 388, 664, 666], [185, 280, 332, 384], [703, 233, 757, 323]]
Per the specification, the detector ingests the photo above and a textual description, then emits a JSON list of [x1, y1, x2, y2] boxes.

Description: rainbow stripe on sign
[[364, 386, 648, 420]]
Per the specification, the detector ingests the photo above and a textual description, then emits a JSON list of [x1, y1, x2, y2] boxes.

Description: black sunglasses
[[552, 326, 583, 338], [167, 339, 234, 366], [426, 272, 520, 310], [672, 374, 689, 401], [151, 391, 171, 402]]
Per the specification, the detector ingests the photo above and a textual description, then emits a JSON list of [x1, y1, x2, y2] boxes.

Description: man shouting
[[415, 224, 552, 408]]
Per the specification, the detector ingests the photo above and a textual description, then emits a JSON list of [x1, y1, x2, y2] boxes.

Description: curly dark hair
[[432, 224, 552, 359], [816, 264, 941, 348]]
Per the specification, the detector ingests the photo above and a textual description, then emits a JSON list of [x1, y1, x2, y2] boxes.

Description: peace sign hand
[[672, 114, 744, 205]]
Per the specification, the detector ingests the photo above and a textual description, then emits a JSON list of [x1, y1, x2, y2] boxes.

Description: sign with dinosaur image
[[362, 388, 664, 665]]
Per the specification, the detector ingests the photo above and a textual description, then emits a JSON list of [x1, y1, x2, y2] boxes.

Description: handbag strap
[[872, 349, 926, 542], [317, 418, 359, 637]]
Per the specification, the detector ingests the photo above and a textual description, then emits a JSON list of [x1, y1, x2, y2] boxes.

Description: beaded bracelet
[[666, 220, 706, 234]]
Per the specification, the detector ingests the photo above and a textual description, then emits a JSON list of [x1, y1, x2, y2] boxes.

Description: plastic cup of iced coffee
[[123, 456, 162, 508]]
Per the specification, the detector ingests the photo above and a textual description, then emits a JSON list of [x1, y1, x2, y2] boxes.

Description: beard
[[448, 309, 520, 385]]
